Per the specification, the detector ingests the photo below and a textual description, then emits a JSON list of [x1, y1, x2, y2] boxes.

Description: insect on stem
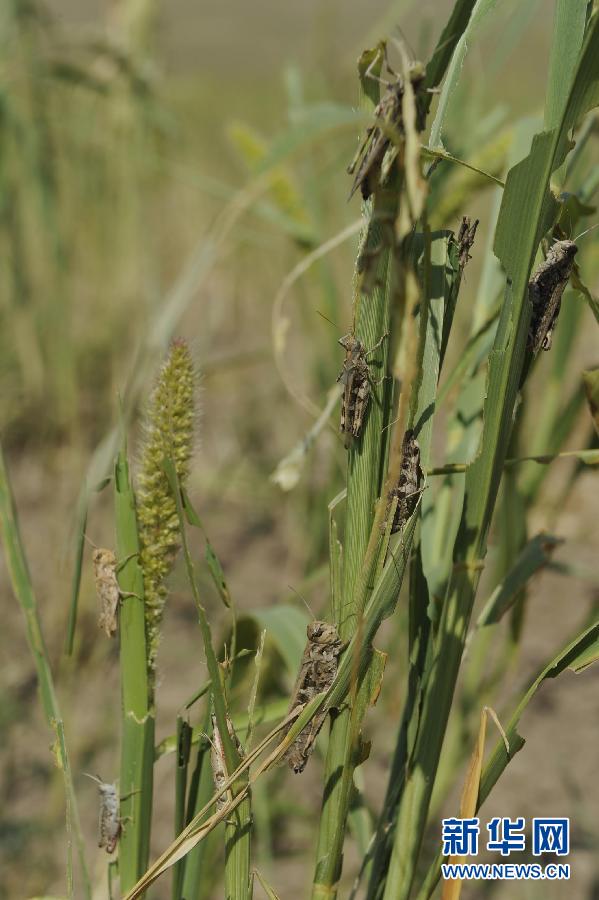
[[84, 774, 122, 854], [347, 41, 431, 201], [382, 429, 425, 535], [527, 239, 579, 354], [337, 332, 389, 446], [283, 622, 346, 773]]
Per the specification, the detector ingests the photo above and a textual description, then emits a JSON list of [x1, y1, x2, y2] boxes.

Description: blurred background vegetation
[[0, 0, 598, 897]]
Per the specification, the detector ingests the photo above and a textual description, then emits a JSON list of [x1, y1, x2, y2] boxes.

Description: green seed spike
[[137, 338, 196, 681]]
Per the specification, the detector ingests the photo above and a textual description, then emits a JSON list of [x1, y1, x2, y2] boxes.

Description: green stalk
[[383, 12, 599, 898], [0, 444, 91, 899], [181, 716, 221, 900], [365, 231, 457, 900], [122, 525, 418, 899], [496, 425, 528, 646], [499, 0, 591, 644], [172, 716, 192, 899], [115, 443, 155, 892], [165, 462, 252, 900], [311, 7, 478, 887], [311, 176, 397, 900]]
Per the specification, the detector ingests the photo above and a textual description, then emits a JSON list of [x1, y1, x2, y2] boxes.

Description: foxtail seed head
[[137, 339, 196, 682]]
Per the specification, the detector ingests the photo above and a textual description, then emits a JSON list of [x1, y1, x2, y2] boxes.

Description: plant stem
[[165, 462, 252, 900], [115, 443, 155, 892], [0, 444, 91, 899]]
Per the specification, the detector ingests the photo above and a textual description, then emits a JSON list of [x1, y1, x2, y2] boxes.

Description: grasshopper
[[210, 711, 244, 812], [84, 774, 122, 854], [528, 239, 578, 354], [347, 48, 428, 201], [456, 217, 479, 272], [387, 429, 424, 534], [284, 621, 346, 774], [91, 546, 139, 638], [92, 549, 120, 638], [337, 332, 388, 446]]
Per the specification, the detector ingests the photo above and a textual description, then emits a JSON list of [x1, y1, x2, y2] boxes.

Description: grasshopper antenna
[[573, 222, 599, 242], [288, 585, 316, 620], [83, 772, 103, 786], [316, 310, 340, 330], [381, 413, 401, 435], [390, 25, 417, 65]]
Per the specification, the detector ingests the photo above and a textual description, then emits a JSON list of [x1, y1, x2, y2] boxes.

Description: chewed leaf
[[479, 622, 599, 808], [567, 641, 599, 673], [473, 533, 563, 631], [427, 0, 501, 152]]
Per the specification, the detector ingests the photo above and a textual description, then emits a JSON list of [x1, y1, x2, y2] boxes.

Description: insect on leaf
[[92, 548, 120, 638], [283, 621, 345, 773], [84, 774, 121, 854], [527, 239, 578, 354]]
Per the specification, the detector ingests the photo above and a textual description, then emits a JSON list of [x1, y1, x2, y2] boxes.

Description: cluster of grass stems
[[1, 0, 599, 898]]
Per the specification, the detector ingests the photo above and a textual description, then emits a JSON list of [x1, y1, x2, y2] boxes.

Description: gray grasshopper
[[388, 429, 424, 534], [337, 332, 387, 446], [284, 621, 346, 774], [84, 774, 121, 854], [528, 239, 578, 354], [210, 712, 244, 811]]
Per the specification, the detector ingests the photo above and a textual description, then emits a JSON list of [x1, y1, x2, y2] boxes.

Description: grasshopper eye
[[307, 621, 324, 640]]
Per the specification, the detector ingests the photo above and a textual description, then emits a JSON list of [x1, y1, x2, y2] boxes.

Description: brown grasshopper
[[527, 239, 578, 354], [91, 546, 139, 638], [387, 429, 424, 534], [92, 549, 121, 638], [337, 332, 388, 446], [347, 48, 428, 201], [456, 217, 479, 273], [284, 621, 346, 774]]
